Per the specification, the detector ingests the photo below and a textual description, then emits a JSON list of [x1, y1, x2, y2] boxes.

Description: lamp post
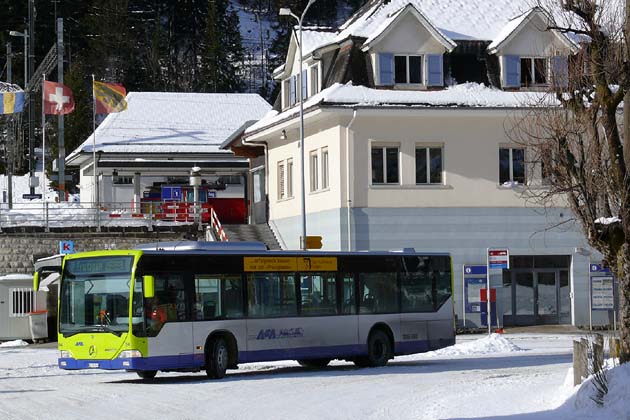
[[9, 30, 32, 193], [190, 166, 202, 230], [279, 0, 316, 251]]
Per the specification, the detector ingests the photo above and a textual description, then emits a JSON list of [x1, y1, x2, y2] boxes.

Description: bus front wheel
[[206, 337, 229, 379], [136, 370, 157, 380]]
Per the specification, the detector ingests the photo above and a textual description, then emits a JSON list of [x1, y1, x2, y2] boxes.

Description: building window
[[499, 147, 526, 185], [416, 146, 443, 184], [394, 55, 422, 84], [321, 148, 329, 189], [290, 75, 297, 106], [310, 64, 319, 95], [277, 161, 285, 200], [521, 57, 547, 86], [371, 146, 399, 184], [286, 159, 294, 198], [10, 288, 34, 317], [310, 150, 319, 192], [113, 175, 133, 185]]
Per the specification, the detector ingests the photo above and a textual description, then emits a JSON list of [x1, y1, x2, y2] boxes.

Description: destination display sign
[[66, 256, 133, 275], [244, 257, 337, 272]]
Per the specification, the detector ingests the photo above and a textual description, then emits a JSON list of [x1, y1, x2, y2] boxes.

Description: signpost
[[22, 193, 43, 200], [304, 235, 323, 249], [486, 248, 509, 334]]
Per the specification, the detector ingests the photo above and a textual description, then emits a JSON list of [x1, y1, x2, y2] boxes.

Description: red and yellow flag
[[93, 81, 127, 114]]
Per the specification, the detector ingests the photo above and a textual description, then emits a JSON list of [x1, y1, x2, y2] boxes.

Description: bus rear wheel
[[206, 337, 229, 379], [355, 330, 392, 368], [297, 358, 331, 368], [136, 370, 157, 379]]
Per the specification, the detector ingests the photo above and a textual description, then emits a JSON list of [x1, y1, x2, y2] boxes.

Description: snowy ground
[[1, 333, 628, 420]]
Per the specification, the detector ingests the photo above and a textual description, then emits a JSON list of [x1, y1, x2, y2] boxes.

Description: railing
[[209, 206, 229, 241], [0, 200, 215, 232]]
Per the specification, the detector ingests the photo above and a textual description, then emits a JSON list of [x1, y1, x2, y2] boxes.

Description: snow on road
[[0, 333, 627, 420]]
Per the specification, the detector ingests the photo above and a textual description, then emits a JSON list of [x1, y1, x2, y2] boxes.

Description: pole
[[91, 74, 97, 208], [6, 42, 13, 209], [41, 74, 45, 200], [28, 0, 35, 195], [57, 18, 66, 202], [486, 248, 491, 335], [298, 18, 306, 250]]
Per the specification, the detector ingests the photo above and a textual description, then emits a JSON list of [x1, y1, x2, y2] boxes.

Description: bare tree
[[511, 0, 630, 363]]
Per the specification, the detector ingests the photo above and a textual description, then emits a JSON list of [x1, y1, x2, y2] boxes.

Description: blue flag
[[0, 91, 26, 114]]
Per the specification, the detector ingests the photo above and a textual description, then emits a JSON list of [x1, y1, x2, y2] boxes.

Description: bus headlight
[[118, 350, 143, 358], [60, 350, 72, 358]]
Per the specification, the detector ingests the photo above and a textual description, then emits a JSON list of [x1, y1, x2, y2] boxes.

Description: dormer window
[[521, 57, 547, 86], [395, 55, 423, 84]]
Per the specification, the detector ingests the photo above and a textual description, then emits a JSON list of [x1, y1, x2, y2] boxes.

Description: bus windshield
[[60, 256, 135, 336]]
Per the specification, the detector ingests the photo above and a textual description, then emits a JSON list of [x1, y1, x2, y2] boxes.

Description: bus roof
[[135, 241, 449, 257]]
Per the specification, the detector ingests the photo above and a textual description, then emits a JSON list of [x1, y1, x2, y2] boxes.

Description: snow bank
[[0, 340, 29, 348], [429, 333, 524, 357], [565, 362, 630, 419]]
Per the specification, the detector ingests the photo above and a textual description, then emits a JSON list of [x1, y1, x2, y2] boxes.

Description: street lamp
[[279, 0, 316, 251], [9, 29, 33, 193]]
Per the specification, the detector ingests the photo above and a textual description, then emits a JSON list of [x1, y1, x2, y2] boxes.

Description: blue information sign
[[464, 265, 487, 313], [59, 240, 74, 254], [161, 186, 182, 201]]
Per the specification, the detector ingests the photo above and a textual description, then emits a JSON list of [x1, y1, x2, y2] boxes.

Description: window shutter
[[503, 55, 520, 88], [551, 56, 569, 89], [378, 53, 394, 85], [302, 70, 308, 100], [426, 54, 443, 86], [289, 76, 296, 106]]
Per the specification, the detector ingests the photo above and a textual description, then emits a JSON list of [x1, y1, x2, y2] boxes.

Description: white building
[[242, 0, 614, 329], [66, 92, 271, 224]]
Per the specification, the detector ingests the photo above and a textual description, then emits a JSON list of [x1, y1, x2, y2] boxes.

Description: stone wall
[[0, 230, 187, 275]]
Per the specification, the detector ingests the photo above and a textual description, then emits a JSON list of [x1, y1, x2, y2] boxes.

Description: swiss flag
[[43, 80, 75, 115]]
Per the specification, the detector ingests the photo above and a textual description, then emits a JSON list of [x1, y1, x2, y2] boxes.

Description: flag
[[0, 91, 25, 114], [44, 80, 75, 115], [93, 81, 127, 114]]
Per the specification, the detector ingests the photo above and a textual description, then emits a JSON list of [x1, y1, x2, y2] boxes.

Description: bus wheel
[[365, 330, 392, 367], [136, 370, 157, 379], [297, 358, 330, 368], [206, 338, 229, 379]]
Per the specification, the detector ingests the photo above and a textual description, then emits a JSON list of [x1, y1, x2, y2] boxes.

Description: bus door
[[147, 274, 193, 368], [297, 272, 358, 353], [192, 274, 246, 364]]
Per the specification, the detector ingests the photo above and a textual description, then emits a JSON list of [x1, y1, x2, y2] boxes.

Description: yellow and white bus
[[35, 242, 454, 380]]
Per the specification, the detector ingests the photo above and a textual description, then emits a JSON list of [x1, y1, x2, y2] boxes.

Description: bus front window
[[60, 256, 134, 336]]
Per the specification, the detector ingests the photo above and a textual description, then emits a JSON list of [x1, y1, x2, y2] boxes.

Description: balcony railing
[[0, 200, 211, 232]]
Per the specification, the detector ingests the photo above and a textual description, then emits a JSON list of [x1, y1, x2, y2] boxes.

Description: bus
[[34, 242, 455, 380]]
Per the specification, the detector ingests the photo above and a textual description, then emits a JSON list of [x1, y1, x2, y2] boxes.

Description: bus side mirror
[[143, 275, 155, 298], [33, 271, 40, 292]]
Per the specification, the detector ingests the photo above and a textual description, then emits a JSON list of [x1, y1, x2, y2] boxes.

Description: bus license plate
[[88, 363, 99, 368]]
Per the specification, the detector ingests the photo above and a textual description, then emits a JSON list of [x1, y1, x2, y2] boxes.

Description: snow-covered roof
[[245, 82, 558, 134], [68, 92, 271, 161], [361, 3, 457, 52], [303, 0, 540, 51], [292, 0, 587, 60], [488, 7, 579, 54]]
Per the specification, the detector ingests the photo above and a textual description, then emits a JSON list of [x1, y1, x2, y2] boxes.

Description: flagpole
[[92, 74, 97, 209], [41, 74, 46, 201]]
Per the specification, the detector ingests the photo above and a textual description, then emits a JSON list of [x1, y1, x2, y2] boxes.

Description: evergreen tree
[[199, 0, 245, 92]]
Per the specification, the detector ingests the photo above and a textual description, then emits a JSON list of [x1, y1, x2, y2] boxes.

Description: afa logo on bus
[[256, 327, 304, 340]]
